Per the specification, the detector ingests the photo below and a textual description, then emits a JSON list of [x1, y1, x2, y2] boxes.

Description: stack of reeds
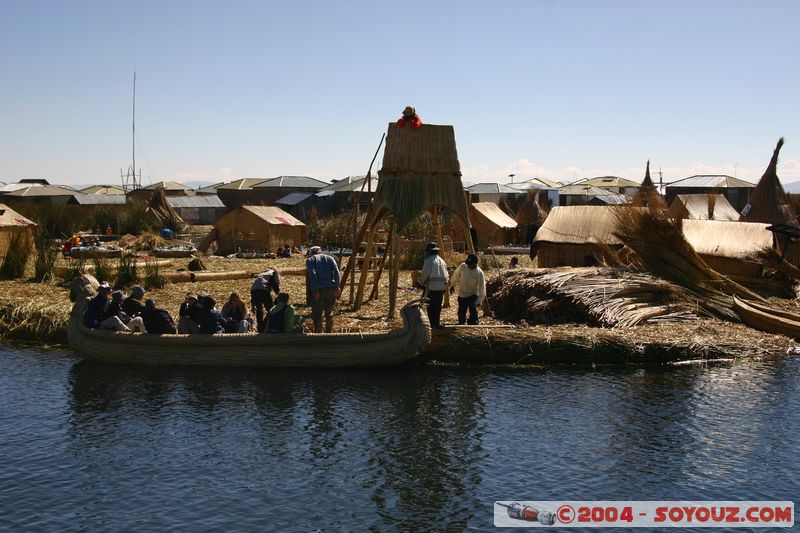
[[487, 267, 698, 327]]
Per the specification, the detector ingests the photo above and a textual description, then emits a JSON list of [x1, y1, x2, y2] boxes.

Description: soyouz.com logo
[[494, 501, 794, 528]]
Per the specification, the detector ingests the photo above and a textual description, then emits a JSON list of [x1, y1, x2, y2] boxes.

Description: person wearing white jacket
[[418, 242, 449, 328], [448, 253, 486, 325]]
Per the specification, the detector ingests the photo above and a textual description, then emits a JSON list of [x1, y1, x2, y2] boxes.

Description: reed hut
[[375, 123, 471, 231], [631, 161, 666, 208], [468, 202, 518, 248], [665, 175, 753, 211], [682, 219, 773, 278], [532, 206, 624, 267], [740, 138, 796, 226], [669, 194, 740, 221], [0, 203, 35, 259], [210, 205, 306, 254]]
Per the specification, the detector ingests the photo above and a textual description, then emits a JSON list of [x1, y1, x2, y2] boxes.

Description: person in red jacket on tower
[[397, 106, 423, 128]]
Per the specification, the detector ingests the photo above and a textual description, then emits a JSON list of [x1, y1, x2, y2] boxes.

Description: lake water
[[0, 347, 798, 531]]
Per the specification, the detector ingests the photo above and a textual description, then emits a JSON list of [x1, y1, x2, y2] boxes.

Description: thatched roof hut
[[669, 194, 740, 221], [740, 138, 797, 227], [682, 219, 773, 278], [468, 202, 518, 248], [532, 206, 624, 267], [631, 161, 665, 208], [375, 123, 470, 230], [209, 205, 306, 254], [0, 203, 35, 260]]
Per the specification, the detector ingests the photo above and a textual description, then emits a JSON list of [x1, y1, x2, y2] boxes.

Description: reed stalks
[[143, 260, 166, 289], [33, 227, 60, 282], [114, 254, 139, 289], [1, 230, 32, 279], [92, 258, 112, 285]]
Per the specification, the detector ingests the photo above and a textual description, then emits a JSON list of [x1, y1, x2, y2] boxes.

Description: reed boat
[[733, 295, 800, 340], [68, 274, 431, 367]]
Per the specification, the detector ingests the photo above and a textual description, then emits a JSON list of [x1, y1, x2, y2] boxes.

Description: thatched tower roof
[[632, 160, 664, 207], [374, 123, 470, 230], [741, 138, 797, 226]]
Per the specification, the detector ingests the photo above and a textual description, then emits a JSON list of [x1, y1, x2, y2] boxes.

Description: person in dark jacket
[[178, 293, 203, 334], [122, 285, 147, 317], [250, 268, 280, 333], [141, 299, 177, 335], [85, 282, 130, 331], [198, 296, 226, 334], [109, 289, 145, 332]]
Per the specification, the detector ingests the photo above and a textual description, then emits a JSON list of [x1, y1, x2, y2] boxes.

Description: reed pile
[[487, 267, 698, 327]]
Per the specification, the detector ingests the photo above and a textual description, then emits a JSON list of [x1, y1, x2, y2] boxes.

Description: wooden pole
[[369, 217, 395, 300], [387, 220, 399, 319], [353, 216, 378, 311], [432, 205, 450, 309]]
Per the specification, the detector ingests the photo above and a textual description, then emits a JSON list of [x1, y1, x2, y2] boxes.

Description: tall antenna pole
[[132, 71, 136, 185]]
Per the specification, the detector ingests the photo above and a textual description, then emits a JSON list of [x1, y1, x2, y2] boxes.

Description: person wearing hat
[[178, 292, 203, 334], [448, 253, 487, 325], [397, 105, 423, 129], [85, 281, 131, 331], [141, 298, 177, 335], [305, 245, 341, 333], [109, 289, 146, 332], [418, 242, 448, 328], [198, 295, 226, 334], [122, 285, 147, 318]]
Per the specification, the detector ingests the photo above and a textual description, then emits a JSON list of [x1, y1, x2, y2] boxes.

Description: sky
[[1, 0, 799, 187]]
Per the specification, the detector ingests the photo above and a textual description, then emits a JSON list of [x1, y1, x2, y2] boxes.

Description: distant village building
[[195, 182, 226, 196], [572, 176, 640, 197], [0, 203, 35, 260], [507, 179, 559, 208], [557, 184, 630, 206], [166, 195, 226, 225], [68, 194, 126, 206], [465, 183, 522, 204], [216, 178, 270, 211], [127, 181, 195, 202], [80, 185, 126, 195], [216, 176, 327, 211], [0, 185, 79, 205], [664, 175, 754, 212], [669, 194, 740, 221], [274, 192, 321, 223], [207, 205, 307, 254], [0, 178, 49, 194]]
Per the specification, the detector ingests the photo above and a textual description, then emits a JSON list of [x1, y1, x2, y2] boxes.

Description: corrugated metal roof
[[195, 181, 226, 194], [666, 175, 755, 189], [80, 185, 126, 195], [466, 183, 521, 194], [507, 179, 557, 191], [216, 178, 269, 190], [143, 180, 191, 191], [166, 195, 225, 208], [4, 185, 77, 196], [71, 194, 126, 205], [252, 176, 328, 189], [0, 182, 45, 193], [574, 176, 640, 188], [276, 192, 314, 206], [317, 175, 374, 193], [241, 206, 306, 226]]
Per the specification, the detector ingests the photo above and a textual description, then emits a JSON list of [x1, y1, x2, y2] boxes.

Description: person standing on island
[[418, 242, 448, 329], [306, 246, 341, 333], [449, 253, 486, 325]]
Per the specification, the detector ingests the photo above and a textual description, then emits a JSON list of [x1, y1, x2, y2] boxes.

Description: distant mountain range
[[784, 181, 800, 194]]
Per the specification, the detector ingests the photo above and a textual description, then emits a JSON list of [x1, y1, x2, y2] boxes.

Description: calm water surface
[[0, 347, 798, 531]]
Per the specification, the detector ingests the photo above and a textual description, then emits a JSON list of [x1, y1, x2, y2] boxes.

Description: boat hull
[[733, 295, 800, 340]]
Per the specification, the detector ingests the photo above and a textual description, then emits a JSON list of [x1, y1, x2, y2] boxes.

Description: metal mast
[[121, 71, 142, 192]]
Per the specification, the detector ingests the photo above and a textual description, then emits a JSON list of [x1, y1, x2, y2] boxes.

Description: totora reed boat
[[733, 295, 800, 340], [68, 274, 431, 367]]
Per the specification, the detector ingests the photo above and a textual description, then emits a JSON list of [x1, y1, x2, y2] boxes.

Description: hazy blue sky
[[1, 0, 799, 186]]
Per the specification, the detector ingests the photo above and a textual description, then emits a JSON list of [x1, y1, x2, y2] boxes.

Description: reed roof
[[682, 219, 772, 258], [670, 194, 739, 221], [0, 203, 35, 227], [534, 205, 624, 245], [241, 205, 306, 226], [375, 123, 470, 230], [471, 202, 518, 229], [739, 138, 797, 226]]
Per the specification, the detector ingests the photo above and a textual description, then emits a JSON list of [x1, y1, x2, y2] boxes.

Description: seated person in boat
[[178, 292, 203, 334], [267, 292, 296, 334], [141, 299, 178, 335], [85, 281, 132, 332], [198, 296, 226, 334], [250, 268, 281, 333], [122, 285, 147, 317], [109, 290, 145, 332], [221, 292, 253, 333]]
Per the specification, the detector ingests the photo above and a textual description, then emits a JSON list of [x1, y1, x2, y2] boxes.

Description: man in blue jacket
[[305, 246, 341, 333]]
